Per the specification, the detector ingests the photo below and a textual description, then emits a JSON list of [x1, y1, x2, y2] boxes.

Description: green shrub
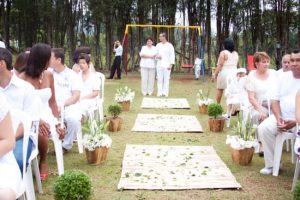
[[294, 181, 300, 200], [108, 104, 122, 118], [53, 170, 92, 200], [207, 103, 223, 118]]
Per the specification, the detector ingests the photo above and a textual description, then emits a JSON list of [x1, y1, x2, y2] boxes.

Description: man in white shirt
[[0, 47, 41, 172], [155, 32, 175, 97], [50, 48, 82, 151], [258, 49, 300, 175], [277, 54, 291, 75], [108, 40, 123, 79]]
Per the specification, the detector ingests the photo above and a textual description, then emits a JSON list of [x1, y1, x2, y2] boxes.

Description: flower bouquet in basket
[[82, 112, 112, 165], [115, 86, 135, 111], [226, 113, 258, 165], [197, 89, 213, 114]]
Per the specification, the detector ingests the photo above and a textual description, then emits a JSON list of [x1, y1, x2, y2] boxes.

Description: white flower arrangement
[[82, 112, 112, 151], [115, 86, 135, 103], [225, 113, 259, 150], [197, 89, 213, 106]]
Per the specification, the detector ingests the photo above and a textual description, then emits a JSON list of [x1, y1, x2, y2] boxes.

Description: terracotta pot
[[120, 101, 130, 111], [198, 104, 208, 114], [208, 117, 225, 132], [107, 117, 122, 132], [85, 147, 109, 165], [230, 147, 254, 165]]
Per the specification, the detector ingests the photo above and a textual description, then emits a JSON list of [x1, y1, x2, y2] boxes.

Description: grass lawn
[[38, 72, 294, 200]]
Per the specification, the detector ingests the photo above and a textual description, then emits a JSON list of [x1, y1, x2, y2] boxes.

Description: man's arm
[[296, 89, 300, 124], [64, 90, 80, 107]]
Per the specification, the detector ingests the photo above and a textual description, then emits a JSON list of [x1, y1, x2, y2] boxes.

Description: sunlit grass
[[38, 72, 293, 200]]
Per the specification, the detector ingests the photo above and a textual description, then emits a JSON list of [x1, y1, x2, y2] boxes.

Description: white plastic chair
[[49, 128, 64, 175], [272, 129, 296, 176], [96, 72, 105, 121], [16, 116, 43, 200], [292, 124, 300, 189]]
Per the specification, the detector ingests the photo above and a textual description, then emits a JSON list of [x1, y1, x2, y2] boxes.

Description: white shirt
[[52, 67, 81, 106], [0, 73, 41, 121], [194, 58, 202, 66], [0, 41, 5, 48], [156, 42, 175, 68], [114, 45, 123, 56], [222, 50, 239, 70], [139, 45, 157, 68], [271, 71, 300, 120], [80, 72, 100, 97], [245, 69, 277, 104]]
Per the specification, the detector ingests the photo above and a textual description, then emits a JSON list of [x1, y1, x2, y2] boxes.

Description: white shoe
[[260, 167, 273, 175]]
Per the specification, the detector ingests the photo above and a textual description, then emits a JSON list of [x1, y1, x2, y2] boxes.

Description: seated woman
[[0, 92, 22, 199], [19, 43, 64, 181], [72, 47, 96, 74], [245, 52, 277, 155], [224, 68, 248, 120], [245, 52, 277, 125], [78, 53, 100, 116]]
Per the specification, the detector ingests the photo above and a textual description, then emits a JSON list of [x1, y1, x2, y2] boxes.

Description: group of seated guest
[[223, 50, 300, 176], [0, 43, 102, 188]]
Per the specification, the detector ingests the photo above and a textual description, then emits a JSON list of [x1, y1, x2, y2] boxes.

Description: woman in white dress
[[78, 53, 100, 116], [211, 38, 239, 103], [0, 92, 22, 199], [19, 43, 64, 180], [139, 37, 157, 96]]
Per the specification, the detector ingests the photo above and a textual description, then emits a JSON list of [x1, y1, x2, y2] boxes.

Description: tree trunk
[[206, 0, 211, 70]]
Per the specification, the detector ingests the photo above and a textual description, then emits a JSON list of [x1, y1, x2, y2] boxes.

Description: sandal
[[40, 172, 49, 181]]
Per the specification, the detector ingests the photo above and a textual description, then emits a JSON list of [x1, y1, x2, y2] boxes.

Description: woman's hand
[[211, 74, 216, 82], [39, 120, 50, 137], [258, 110, 268, 122]]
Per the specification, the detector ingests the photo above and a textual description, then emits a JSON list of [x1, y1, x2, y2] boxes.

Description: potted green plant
[[53, 170, 92, 200], [107, 104, 123, 132], [226, 113, 258, 165], [115, 86, 135, 111], [82, 112, 112, 165], [197, 89, 213, 114], [207, 103, 225, 132], [294, 181, 300, 200]]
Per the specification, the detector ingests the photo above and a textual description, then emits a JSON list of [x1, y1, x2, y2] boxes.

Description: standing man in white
[[155, 33, 175, 97], [139, 37, 157, 96]]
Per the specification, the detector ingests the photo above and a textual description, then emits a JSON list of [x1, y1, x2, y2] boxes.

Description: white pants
[[156, 67, 171, 96], [195, 64, 201, 79], [141, 67, 156, 95], [63, 104, 82, 150], [258, 114, 295, 168]]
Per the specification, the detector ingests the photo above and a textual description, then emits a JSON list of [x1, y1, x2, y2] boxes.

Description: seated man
[[0, 47, 41, 173], [50, 48, 82, 152], [277, 54, 291, 75], [258, 49, 300, 175]]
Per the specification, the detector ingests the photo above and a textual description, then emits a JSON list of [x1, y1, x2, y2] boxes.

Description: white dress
[[80, 72, 100, 116], [35, 88, 58, 136], [217, 50, 238, 89], [0, 93, 23, 196]]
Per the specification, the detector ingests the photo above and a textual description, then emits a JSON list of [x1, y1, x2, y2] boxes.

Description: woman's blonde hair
[[253, 52, 270, 68]]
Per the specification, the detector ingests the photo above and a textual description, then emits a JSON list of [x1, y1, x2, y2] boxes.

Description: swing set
[[121, 24, 206, 80]]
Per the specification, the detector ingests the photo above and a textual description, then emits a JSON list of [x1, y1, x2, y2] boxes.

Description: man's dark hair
[[78, 53, 90, 64], [0, 47, 13, 70], [51, 48, 65, 64], [292, 49, 300, 54], [223, 38, 235, 52], [26, 43, 51, 79]]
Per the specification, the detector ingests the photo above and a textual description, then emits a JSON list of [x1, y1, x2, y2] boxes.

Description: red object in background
[[181, 64, 193, 68], [247, 55, 255, 71]]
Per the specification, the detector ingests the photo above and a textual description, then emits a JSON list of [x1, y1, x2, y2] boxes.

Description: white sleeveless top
[[222, 50, 239, 70]]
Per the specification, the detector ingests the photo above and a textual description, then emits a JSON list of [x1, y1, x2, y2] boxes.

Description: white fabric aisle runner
[[118, 145, 241, 190], [131, 114, 203, 133], [141, 98, 190, 109]]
